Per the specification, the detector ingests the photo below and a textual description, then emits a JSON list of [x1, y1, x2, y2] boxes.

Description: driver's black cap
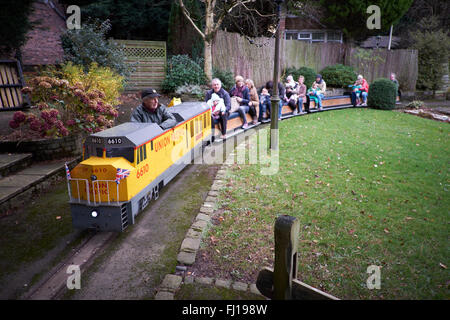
[[141, 88, 161, 99]]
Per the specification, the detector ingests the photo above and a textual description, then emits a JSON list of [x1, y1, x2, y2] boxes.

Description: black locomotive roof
[[85, 102, 209, 148], [88, 122, 164, 147]]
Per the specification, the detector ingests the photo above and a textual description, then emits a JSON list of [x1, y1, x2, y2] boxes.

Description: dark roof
[[86, 102, 209, 148], [90, 122, 163, 148]]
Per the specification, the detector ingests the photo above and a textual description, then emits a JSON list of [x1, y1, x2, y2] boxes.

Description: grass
[[200, 108, 449, 299]]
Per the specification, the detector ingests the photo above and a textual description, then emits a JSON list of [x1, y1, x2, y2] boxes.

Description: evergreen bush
[[411, 17, 450, 92], [368, 78, 398, 110], [212, 68, 235, 91], [320, 64, 357, 88], [61, 20, 132, 77], [162, 55, 207, 93]]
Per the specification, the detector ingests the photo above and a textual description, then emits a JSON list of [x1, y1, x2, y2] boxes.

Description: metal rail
[[67, 178, 121, 205]]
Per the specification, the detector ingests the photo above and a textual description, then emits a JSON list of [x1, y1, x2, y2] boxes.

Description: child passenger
[[207, 93, 226, 120]]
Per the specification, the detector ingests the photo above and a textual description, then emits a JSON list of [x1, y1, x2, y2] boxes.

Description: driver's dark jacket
[[130, 104, 177, 130]]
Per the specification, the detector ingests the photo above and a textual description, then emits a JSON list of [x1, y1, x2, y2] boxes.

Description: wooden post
[[273, 215, 299, 300], [256, 215, 339, 300]]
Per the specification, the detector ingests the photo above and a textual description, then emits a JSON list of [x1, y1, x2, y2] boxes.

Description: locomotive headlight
[[91, 210, 98, 218], [91, 175, 97, 181]]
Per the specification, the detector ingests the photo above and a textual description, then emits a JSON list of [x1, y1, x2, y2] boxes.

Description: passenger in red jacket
[[351, 75, 369, 107]]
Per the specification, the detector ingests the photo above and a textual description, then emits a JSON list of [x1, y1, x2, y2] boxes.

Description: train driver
[[131, 88, 177, 130]]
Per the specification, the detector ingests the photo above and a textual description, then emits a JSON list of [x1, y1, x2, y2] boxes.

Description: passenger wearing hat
[[130, 88, 177, 130]]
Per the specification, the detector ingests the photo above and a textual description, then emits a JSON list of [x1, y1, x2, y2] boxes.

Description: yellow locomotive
[[67, 102, 211, 231]]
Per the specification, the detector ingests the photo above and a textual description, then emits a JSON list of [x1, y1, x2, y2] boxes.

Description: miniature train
[[67, 102, 211, 231], [67, 92, 398, 231]]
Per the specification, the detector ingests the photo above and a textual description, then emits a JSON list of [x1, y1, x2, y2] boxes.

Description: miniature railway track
[[24, 231, 117, 300]]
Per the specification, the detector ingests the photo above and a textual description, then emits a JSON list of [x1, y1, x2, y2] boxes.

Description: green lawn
[[202, 108, 449, 299]]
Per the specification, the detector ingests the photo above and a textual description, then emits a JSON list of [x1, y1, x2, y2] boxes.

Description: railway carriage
[[68, 102, 211, 231]]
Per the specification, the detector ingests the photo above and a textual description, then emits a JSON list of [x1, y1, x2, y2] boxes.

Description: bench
[[212, 93, 400, 136]]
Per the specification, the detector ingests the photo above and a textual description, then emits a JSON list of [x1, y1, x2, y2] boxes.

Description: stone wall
[[0, 134, 84, 161]]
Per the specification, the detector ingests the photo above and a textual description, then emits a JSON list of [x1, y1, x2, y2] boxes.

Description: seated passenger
[[130, 88, 176, 130], [310, 75, 326, 110], [229, 75, 251, 129], [284, 75, 299, 115], [205, 78, 231, 139], [294, 75, 307, 114], [351, 75, 369, 107], [307, 83, 321, 106], [245, 78, 259, 125], [350, 79, 363, 106], [258, 87, 271, 122], [207, 93, 226, 120], [259, 80, 286, 120]]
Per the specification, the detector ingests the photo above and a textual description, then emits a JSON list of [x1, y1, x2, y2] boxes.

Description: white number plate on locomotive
[[107, 138, 122, 145]]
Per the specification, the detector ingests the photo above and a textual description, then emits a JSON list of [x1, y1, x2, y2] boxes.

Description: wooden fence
[[212, 31, 418, 91], [114, 40, 166, 91]]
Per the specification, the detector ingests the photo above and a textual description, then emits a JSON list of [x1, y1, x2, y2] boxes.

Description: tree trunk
[[204, 40, 213, 82], [203, 0, 214, 82]]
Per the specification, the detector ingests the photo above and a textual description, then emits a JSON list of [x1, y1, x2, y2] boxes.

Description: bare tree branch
[[178, 0, 205, 39], [213, 0, 255, 34]]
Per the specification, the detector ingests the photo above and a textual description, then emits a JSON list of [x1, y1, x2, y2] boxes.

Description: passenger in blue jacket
[[229, 75, 251, 129]]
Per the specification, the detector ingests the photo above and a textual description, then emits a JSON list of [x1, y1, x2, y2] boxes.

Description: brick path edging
[[155, 145, 264, 300], [155, 274, 262, 300]]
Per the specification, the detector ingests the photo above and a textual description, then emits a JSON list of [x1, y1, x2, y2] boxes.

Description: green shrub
[[161, 55, 207, 93], [284, 66, 316, 88], [212, 68, 235, 91], [319, 64, 357, 88], [61, 20, 132, 77], [368, 78, 398, 110]]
